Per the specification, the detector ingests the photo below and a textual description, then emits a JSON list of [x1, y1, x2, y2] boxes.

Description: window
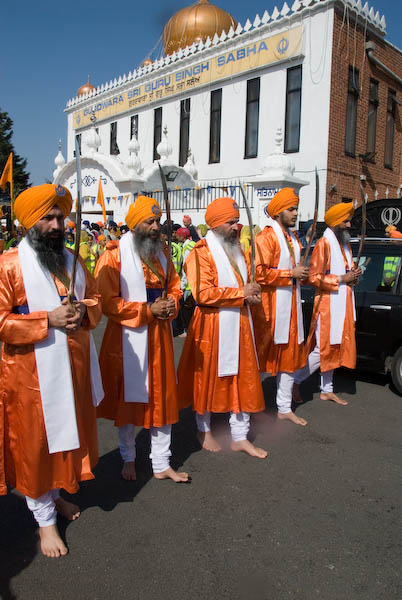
[[244, 77, 260, 158], [384, 90, 396, 169], [284, 65, 302, 153], [153, 108, 162, 161], [110, 122, 119, 155], [74, 133, 81, 156], [179, 98, 190, 166], [345, 66, 359, 156], [366, 79, 378, 160], [130, 115, 138, 139], [209, 89, 222, 164], [356, 253, 401, 293]]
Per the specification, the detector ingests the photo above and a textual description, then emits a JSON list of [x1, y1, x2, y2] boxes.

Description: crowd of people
[[0, 183, 363, 559]]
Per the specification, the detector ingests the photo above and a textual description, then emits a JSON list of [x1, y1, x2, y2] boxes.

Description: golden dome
[[77, 76, 95, 97], [163, 0, 237, 55]]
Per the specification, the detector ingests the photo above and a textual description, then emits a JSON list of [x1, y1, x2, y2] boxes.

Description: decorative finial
[[163, 125, 168, 137]]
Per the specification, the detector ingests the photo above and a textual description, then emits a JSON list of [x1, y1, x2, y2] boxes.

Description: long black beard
[[334, 228, 351, 245], [133, 230, 163, 261], [26, 227, 66, 274]]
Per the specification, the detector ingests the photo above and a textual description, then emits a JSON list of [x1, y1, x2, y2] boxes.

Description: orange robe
[[254, 226, 306, 375], [305, 236, 356, 372], [177, 240, 264, 414], [0, 249, 101, 498], [95, 243, 183, 428]]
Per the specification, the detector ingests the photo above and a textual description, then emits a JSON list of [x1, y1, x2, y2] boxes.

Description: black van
[[301, 238, 402, 394]]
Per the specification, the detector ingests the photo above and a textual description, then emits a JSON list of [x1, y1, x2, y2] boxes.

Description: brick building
[[56, 0, 401, 226]]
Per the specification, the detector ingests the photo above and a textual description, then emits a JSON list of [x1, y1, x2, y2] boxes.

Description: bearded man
[[95, 196, 188, 483], [178, 197, 267, 458], [254, 188, 309, 426], [293, 202, 361, 404], [0, 184, 103, 558]]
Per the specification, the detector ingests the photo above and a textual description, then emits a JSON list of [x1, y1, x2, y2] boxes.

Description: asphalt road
[[1, 318, 402, 600]]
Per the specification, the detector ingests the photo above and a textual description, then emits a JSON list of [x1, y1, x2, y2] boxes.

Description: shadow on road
[[0, 492, 38, 600]]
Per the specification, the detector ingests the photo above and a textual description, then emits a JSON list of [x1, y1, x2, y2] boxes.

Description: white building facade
[[54, 0, 387, 227]]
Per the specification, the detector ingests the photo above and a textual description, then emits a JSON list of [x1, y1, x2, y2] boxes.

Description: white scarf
[[323, 228, 356, 345], [18, 237, 104, 455], [267, 219, 304, 345], [205, 230, 257, 377], [119, 232, 167, 403]]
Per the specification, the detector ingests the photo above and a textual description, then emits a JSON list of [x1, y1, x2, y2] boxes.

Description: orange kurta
[[0, 249, 101, 499], [95, 242, 183, 428], [177, 240, 264, 414], [305, 236, 356, 372], [254, 226, 306, 375]]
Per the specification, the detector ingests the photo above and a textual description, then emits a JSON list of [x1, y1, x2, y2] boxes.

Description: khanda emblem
[[152, 204, 161, 215], [55, 184, 66, 197], [277, 37, 289, 55]]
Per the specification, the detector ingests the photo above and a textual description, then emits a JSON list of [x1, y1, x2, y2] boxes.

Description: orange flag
[[0, 206, 3, 219], [97, 178, 106, 224], [0, 153, 13, 199]]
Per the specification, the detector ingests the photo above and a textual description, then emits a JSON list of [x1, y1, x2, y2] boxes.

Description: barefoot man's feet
[[278, 411, 308, 426], [121, 461, 137, 481], [55, 497, 80, 521], [39, 525, 68, 558], [320, 392, 348, 405], [231, 439, 268, 459], [292, 383, 304, 404], [197, 431, 222, 452], [154, 467, 190, 483]]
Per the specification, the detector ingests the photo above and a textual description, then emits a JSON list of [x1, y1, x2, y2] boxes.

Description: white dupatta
[[18, 237, 103, 455], [267, 219, 304, 345], [119, 232, 167, 403], [323, 228, 356, 345], [205, 230, 257, 377]]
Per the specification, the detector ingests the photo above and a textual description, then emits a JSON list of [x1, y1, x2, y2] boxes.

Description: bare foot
[[39, 524, 68, 558], [230, 439, 268, 459], [154, 467, 190, 483], [292, 383, 304, 404], [197, 431, 222, 452], [55, 497, 80, 521], [277, 411, 308, 426], [320, 392, 348, 405], [121, 461, 137, 481]]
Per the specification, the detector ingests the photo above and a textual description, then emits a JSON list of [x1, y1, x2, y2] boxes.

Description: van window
[[357, 254, 401, 293]]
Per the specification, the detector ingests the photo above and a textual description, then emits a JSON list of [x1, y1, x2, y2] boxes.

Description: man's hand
[[65, 301, 87, 332], [150, 296, 176, 319], [48, 298, 75, 328], [341, 267, 362, 285], [292, 263, 310, 280], [244, 282, 261, 305]]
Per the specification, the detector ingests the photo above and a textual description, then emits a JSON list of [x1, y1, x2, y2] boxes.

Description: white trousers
[[294, 316, 334, 393], [276, 372, 295, 414], [195, 411, 250, 442], [25, 489, 60, 527], [118, 424, 172, 474]]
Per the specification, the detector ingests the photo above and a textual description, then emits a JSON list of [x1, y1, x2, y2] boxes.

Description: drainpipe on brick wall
[[366, 41, 402, 92]]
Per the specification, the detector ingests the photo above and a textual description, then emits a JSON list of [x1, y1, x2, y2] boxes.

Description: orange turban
[[390, 230, 402, 239], [324, 202, 354, 227], [205, 197, 240, 229], [267, 188, 299, 218], [14, 184, 72, 230], [125, 195, 162, 230]]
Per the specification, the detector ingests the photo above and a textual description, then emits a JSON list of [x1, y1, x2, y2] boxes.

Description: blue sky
[[2, 0, 401, 185]]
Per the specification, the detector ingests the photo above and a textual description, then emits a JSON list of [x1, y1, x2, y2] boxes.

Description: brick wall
[[326, 7, 402, 210]]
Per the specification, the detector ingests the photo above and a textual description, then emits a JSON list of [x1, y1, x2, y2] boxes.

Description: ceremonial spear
[[158, 162, 171, 298], [239, 181, 256, 282], [67, 136, 83, 304], [301, 167, 320, 266], [355, 184, 367, 267]]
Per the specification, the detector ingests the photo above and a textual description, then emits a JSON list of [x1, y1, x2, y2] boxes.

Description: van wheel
[[391, 346, 402, 395]]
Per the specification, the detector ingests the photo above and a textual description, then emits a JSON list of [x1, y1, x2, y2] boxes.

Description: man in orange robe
[[0, 184, 103, 558], [293, 202, 361, 404], [95, 196, 189, 483], [177, 197, 267, 458], [254, 188, 309, 426]]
